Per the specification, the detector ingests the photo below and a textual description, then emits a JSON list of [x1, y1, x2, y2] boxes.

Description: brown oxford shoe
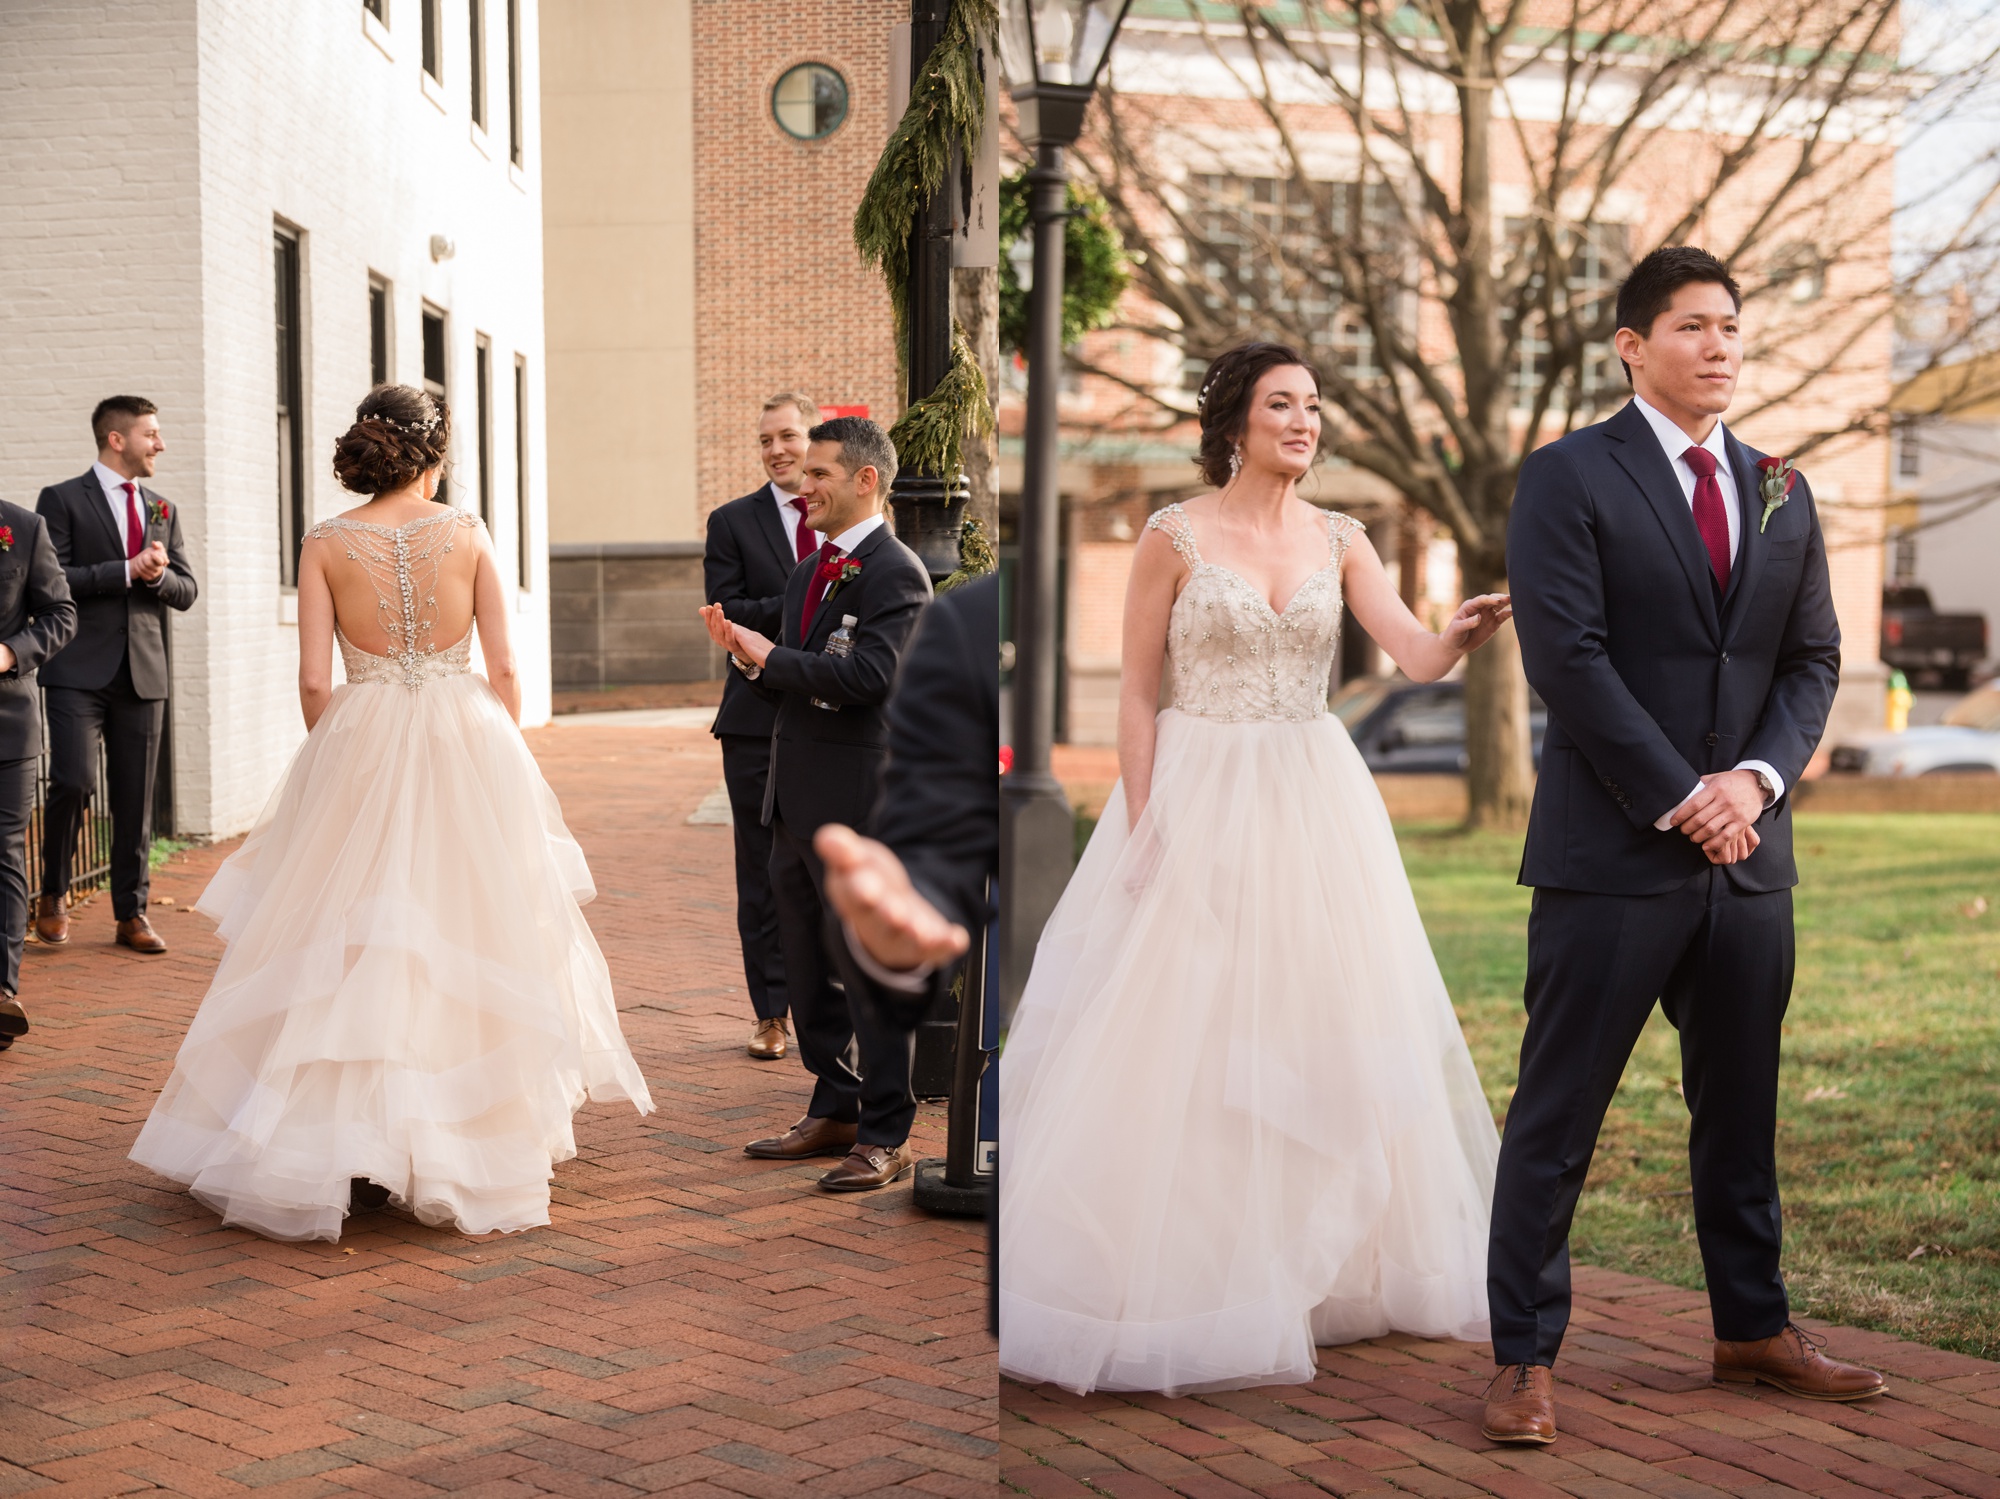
[[743, 1115, 857, 1160], [747, 1018, 789, 1060], [1482, 1363, 1558, 1445], [1715, 1324, 1885, 1401], [0, 992, 26, 1043], [117, 916, 168, 954], [33, 894, 68, 946], [818, 1142, 916, 1193]]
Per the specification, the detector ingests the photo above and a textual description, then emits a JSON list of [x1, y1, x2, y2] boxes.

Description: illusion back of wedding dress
[[1150, 502, 1361, 722], [309, 508, 478, 688]]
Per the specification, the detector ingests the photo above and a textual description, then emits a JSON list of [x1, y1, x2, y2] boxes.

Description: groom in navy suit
[[1484, 247, 1882, 1444]]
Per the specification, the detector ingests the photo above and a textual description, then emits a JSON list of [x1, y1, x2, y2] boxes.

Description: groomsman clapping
[[699, 416, 933, 1192]]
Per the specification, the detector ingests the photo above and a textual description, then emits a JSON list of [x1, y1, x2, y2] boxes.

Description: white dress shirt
[[824, 512, 885, 556], [771, 482, 820, 559], [1627, 396, 1784, 825], [91, 461, 148, 588]]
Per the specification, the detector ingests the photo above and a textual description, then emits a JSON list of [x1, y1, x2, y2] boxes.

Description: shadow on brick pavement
[[1002, 1267, 2000, 1498], [0, 719, 994, 1497]]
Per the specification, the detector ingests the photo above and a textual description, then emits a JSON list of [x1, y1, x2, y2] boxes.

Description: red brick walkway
[[1, 718, 993, 1497], [1003, 1266, 2000, 1498]]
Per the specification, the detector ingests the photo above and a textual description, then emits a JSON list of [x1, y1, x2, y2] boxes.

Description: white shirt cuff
[[842, 918, 935, 995], [1653, 762, 1784, 831]]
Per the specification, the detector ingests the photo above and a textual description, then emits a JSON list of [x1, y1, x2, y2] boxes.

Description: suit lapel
[[800, 524, 889, 650], [782, 559, 812, 649], [753, 488, 798, 576], [1604, 402, 1720, 643], [77, 472, 128, 559], [1720, 431, 1767, 642]]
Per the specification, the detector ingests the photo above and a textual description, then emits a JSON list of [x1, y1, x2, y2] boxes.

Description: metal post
[[997, 140, 1076, 1023]]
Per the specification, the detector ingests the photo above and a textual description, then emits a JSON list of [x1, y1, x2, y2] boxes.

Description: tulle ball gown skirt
[[130, 672, 654, 1242], [1000, 708, 1501, 1395]]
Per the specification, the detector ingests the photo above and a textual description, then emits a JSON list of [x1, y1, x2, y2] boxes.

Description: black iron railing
[[19, 684, 173, 902]]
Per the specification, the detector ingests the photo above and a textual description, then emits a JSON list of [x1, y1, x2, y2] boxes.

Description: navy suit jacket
[[1508, 398, 1841, 896], [37, 472, 197, 699], [705, 484, 805, 740], [755, 521, 933, 836]]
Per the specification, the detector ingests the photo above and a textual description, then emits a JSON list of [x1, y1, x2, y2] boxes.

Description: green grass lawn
[[1401, 813, 2000, 1359]]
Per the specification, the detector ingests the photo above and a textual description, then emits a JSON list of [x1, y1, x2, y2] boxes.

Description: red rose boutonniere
[[0, 526, 14, 553], [819, 555, 864, 597], [1755, 456, 1798, 533], [146, 496, 171, 528]]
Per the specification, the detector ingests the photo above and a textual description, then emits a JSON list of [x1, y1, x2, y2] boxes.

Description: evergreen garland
[[852, 0, 999, 528], [998, 171, 1131, 357]]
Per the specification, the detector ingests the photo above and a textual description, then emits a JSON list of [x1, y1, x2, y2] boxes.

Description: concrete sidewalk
[[1003, 1266, 2000, 1499], [1, 718, 993, 1497]]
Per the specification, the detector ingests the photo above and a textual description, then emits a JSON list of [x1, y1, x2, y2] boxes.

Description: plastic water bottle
[[812, 616, 858, 711]]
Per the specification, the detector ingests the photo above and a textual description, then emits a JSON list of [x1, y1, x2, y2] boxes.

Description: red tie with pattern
[[788, 497, 815, 563], [1682, 446, 1730, 593], [801, 541, 843, 638], [122, 481, 144, 558]]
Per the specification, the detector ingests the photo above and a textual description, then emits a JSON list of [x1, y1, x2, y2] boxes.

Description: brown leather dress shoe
[[747, 1018, 788, 1060], [33, 894, 68, 946], [1714, 1324, 1885, 1400], [1482, 1363, 1558, 1445], [0, 992, 26, 1042], [117, 916, 168, 954], [819, 1143, 916, 1192], [743, 1115, 857, 1159]]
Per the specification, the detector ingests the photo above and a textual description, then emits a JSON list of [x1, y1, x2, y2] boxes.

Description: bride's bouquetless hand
[[1442, 594, 1512, 654]]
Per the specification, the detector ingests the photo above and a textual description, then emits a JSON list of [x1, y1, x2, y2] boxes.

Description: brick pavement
[[1002, 1266, 2000, 1499], [1, 718, 994, 1497]]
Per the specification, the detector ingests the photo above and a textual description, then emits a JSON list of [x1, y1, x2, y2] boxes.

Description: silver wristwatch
[[1749, 768, 1775, 805]]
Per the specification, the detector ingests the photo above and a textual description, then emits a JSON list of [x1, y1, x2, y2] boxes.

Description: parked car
[[1880, 586, 1987, 691], [1826, 686, 2000, 777], [1330, 675, 1548, 774]]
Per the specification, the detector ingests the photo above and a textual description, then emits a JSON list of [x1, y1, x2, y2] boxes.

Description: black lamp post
[[996, 0, 1130, 1020]]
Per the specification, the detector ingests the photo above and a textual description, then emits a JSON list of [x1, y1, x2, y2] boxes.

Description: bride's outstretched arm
[[1116, 527, 1182, 829], [471, 528, 522, 724], [1340, 533, 1511, 684], [297, 539, 336, 730]]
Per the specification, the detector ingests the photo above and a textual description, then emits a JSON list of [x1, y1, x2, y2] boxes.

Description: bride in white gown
[[1000, 344, 1513, 1394], [131, 385, 653, 1242]]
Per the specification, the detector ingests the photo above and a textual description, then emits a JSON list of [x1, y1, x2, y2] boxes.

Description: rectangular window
[[363, 0, 384, 18], [1899, 429, 1921, 478], [469, 0, 487, 129], [514, 355, 530, 588], [422, 304, 447, 502], [1503, 219, 1629, 409], [474, 335, 493, 525], [506, 0, 524, 165], [420, 0, 441, 81], [275, 227, 307, 586], [368, 275, 390, 387]]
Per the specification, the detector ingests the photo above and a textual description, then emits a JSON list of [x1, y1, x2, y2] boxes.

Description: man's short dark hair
[[1613, 246, 1742, 385], [91, 395, 159, 448], [809, 415, 898, 494]]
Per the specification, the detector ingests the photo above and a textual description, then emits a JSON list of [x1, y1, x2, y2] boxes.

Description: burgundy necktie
[[1682, 446, 1730, 593], [121, 481, 144, 559], [788, 497, 815, 563], [800, 541, 842, 638]]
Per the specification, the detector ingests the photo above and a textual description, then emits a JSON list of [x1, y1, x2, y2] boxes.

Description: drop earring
[[1228, 444, 1243, 479]]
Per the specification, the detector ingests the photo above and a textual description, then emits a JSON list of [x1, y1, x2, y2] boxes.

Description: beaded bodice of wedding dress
[[1147, 501, 1364, 723], [308, 509, 479, 690]]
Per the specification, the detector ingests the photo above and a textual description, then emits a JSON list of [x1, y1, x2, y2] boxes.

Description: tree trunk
[[954, 263, 1001, 537], [1460, 554, 1534, 830]]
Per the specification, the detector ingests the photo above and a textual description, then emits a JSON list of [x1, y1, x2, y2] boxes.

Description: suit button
[[1721, 653, 1731, 664], [1706, 732, 1719, 746]]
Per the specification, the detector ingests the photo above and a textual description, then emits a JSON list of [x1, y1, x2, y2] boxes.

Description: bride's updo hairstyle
[[1193, 341, 1320, 488], [332, 384, 452, 496]]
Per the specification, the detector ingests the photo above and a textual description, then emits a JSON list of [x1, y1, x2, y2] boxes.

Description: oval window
[[772, 63, 849, 141]]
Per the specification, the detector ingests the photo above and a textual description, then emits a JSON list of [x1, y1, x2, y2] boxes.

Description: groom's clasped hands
[[1671, 769, 1766, 865]]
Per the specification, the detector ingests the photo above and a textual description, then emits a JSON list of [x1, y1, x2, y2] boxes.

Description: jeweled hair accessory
[[376, 412, 442, 436]]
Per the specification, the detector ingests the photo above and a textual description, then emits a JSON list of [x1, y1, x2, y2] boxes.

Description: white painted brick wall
[[0, 0, 551, 839]]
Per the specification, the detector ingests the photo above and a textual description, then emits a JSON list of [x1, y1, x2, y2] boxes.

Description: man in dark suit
[[0, 502, 77, 1052], [34, 396, 198, 955], [699, 416, 933, 1192], [704, 392, 822, 1060], [1485, 247, 1880, 1446]]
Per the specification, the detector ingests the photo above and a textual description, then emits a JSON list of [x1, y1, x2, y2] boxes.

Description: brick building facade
[[540, 0, 898, 690], [0, 0, 552, 837]]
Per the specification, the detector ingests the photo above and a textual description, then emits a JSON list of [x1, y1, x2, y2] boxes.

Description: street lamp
[[996, 0, 1131, 1021]]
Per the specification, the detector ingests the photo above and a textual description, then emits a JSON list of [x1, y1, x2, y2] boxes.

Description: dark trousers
[[719, 734, 787, 1022], [0, 757, 33, 994], [1488, 866, 1794, 1366], [768, 814, 916, 1147], [42, 663, 164, 922]]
